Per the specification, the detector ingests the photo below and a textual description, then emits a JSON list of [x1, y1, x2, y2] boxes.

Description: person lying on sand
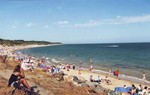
[[7, 65, 32, 90], [89, 75, 101, 84], [102, 76, 112, 85]]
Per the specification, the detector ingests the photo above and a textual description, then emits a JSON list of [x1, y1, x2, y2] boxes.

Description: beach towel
[[114, 87, 131, 92]]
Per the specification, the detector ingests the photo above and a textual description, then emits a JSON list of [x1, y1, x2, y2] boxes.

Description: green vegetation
[[0, 38, 61, 46]]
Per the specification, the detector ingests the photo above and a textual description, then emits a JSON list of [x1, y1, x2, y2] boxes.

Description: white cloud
[[74, 14, 150, 27], [26, 23, 34, 27], [54, 21, 69, 27], [55, 21, 69, 25], [75, 20, 98, 27], [117, 14, 150, 23]]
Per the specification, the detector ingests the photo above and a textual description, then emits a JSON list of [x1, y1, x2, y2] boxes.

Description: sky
[[0, 0, 150, 44]]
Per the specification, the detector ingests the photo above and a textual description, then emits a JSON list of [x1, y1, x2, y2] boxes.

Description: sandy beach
[[62, 68, 150, 90], [0, 44, 150, 95]]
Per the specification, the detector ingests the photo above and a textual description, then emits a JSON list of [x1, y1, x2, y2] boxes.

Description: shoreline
[[1, 44, 150, 91], [91, 64, 150, 82], [0, 44, 61, 57], [70, 65, 150, 86], [17, 43, 150, 82], [12, 44, 150, 85]]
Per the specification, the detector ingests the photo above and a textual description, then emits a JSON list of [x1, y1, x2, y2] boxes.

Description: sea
[[20, 43, 150, 81]]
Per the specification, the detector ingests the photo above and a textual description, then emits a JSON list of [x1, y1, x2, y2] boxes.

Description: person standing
[[143, 72, 146, 84], [109, 69, 112, 75], [89, 64, 93, 71], [114, 70, 119, 79], [72, 63, 75, 70]]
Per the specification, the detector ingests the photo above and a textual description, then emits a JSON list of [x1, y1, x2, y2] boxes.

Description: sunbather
[[103, 76, 112, 85]]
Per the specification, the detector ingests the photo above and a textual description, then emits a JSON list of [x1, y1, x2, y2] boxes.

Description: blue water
[[20, 43, 150, 80]]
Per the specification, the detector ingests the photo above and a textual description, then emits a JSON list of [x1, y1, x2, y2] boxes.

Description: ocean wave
[[107, 45, 119, 48], [52, 58, 60, 63]]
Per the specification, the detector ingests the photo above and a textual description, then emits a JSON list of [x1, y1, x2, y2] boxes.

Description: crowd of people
[[6, 54, 150, 95], [0, 45, 150, 95], [15, 54, 78, 76], [115, 84, 150, 95]]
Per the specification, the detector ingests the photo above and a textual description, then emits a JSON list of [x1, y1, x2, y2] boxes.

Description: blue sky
[[0, 0, 150, 43]]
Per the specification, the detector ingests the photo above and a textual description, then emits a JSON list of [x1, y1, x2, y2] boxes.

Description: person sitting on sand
[[123, 85, 127, 89], [8, 65, 32, 90], [51, 66, 56, 75], [94, 76, 101, 84], [137, 84, 143, 93], [131, 84, 137, 94], [142, 86, 148, 95], [97, 76, 101, 82], [66, 64, 70, 71], [21, 59, 34, 72], [2, 54, 8, 65], [37, 59, 46, 68], [128, 84, 137, 94], [89, 75, 94, 82], [89, 75, 101, 84], [148, 88, 150, 94]]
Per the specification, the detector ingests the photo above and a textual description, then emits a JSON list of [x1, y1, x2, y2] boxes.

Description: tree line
[[0, 38, 61, 46]]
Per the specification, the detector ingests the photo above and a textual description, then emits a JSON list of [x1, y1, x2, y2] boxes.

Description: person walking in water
[[89, 58, 94, 71]]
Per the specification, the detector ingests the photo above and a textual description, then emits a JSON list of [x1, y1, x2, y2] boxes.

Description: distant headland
[[0, 38, 62, 46]]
